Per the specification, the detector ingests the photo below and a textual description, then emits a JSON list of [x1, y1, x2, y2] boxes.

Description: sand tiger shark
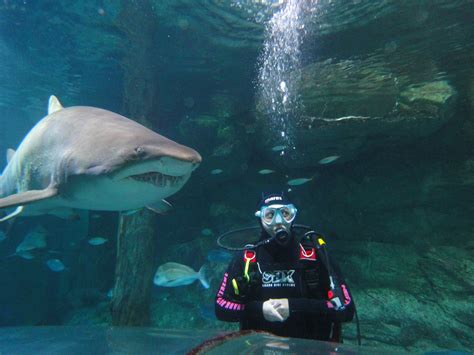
[[0, 96, 201, 222]]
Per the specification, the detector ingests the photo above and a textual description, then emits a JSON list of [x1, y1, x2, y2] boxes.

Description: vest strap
[[243, 249, 256, 282], [299, 243, 317, 260]]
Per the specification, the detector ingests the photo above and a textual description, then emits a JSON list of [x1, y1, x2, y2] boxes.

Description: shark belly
[[59, 174, 191, 211]]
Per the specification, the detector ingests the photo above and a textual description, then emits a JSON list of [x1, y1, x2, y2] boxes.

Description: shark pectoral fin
[[6, 148, 15, 164], [48, 95, 64, 114], [0, 205, 24, 222], [146, 199, 173, 215], [0, 187, 58, 210]]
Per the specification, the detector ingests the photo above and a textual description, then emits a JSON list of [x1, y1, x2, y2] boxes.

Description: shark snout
[[176, 147, 202, 166], [138, 143, 202, 167]]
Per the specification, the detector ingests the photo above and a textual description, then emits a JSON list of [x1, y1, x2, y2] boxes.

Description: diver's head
[[255, 192, 297, 247]]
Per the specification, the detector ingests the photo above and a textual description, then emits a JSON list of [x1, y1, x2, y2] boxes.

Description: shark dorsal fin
[[6, 149, 15, 164], [48, 95, 64, 115]]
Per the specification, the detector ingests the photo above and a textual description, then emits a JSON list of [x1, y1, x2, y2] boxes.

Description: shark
[[0, 96, 201, 222]]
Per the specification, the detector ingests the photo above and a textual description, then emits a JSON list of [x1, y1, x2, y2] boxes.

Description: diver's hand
[[263, 299, 284, 322], [271, 298, 289, 320]]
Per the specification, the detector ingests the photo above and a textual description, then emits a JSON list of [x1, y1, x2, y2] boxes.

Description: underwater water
[[0, 0, 473, 353]]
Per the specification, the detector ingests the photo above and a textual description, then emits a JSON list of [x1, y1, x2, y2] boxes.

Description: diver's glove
[[271, 298, 289, 320], [263, 299, 285, 322]]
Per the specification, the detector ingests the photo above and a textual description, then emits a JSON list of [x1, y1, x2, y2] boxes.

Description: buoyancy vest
[[235, 236, 343, 342]]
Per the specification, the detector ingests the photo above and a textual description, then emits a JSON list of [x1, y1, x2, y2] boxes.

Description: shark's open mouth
[[128, 172, 184, 187]]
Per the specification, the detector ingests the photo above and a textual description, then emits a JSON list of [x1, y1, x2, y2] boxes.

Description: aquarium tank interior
[[0, 0, 472, 353]]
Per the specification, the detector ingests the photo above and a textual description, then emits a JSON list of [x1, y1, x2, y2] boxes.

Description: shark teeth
[[128, 172, 182, 187]]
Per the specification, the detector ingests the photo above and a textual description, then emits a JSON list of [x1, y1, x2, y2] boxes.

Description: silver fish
[[271, 145, 286, 152], [16, 227, 47, 253], [46, 258, 65, 272], [17, 251, 35, 260], [153, 262, 209, 288], [201, 228, 213, 236], [287, 177, 313, 186], [318, 155, 340, 164], [1, 250, 36, 260], [88, 237, 108, 246]]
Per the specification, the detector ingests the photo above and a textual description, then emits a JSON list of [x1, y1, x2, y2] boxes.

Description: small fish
[[271, 145, 286, 152], [201, 228, 213, 236], [287, 177, 313, 186], [88, 237, 108, 246], [258, 169, 275, 175], [0, 230, 6, 242], [16, 227, 47, 253], [46, 258, 66, 272], [1, 250, 36, 260], [17, 251, 35, 260], [210, 169, 223, 175], [153, 262, 209, 289], [107, 288, 114, 298], [207, 249, 233, 263], [318, 155, 340, 165]]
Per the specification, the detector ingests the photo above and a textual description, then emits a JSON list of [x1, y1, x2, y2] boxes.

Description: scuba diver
[[214, 193, 355, 342]]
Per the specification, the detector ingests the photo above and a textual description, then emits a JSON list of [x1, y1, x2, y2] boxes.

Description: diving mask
[[255, 204, 297, 226]]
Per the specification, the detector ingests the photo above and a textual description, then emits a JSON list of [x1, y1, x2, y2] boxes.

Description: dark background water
[[0, 0, 473, 352]]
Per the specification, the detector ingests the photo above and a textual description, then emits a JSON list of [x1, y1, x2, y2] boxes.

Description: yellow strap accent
[[318, 238, 326, 246], [232, 278, 239, 295], [244, 258, 250, 282]]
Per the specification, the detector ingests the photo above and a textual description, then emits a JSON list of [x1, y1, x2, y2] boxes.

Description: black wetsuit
[[215, 231, 355, 341]]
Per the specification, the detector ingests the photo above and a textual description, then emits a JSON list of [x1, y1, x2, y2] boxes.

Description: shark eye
[[134, 147, 146, 157]]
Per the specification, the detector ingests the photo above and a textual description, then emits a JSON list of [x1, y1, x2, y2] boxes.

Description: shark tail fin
[[48, 95, 64, 115], [198, 265, 210, 289], [0, 206, 24, 223]]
